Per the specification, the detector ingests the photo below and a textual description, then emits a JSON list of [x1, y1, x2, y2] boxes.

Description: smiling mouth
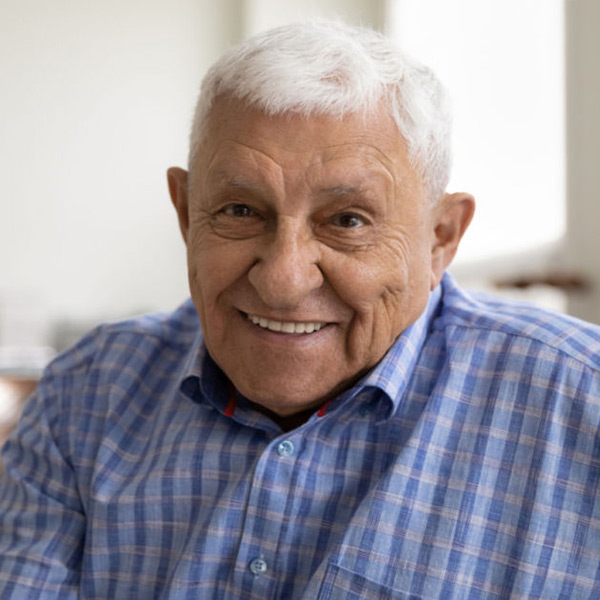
[[245, 313, 327, 334]]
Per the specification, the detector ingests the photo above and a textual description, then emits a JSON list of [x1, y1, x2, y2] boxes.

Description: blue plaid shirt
[[1, 273, 600, 599]]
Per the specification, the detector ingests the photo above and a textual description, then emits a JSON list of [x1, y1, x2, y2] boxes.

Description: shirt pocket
[[316, 562, 423, 600]]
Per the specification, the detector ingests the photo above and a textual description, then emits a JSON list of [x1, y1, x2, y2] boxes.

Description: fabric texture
[[1, 273, 599, 599]]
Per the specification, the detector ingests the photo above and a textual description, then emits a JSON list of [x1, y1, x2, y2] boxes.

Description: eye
[[220, 203, 258, 218], [330, 213, 366, 229]]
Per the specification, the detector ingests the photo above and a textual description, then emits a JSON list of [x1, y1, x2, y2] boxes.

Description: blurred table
[[0, 376, 39, 468]]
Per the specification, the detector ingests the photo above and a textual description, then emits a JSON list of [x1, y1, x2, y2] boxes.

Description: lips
[[245, 313, 326, 334]]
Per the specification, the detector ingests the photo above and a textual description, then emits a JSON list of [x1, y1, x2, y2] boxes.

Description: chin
[[238, 367, 363, 416]]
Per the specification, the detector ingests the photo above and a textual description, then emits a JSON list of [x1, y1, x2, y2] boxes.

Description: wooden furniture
[[0, 376, 39, 470]]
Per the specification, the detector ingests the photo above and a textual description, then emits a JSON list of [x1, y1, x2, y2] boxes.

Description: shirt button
[[249, 557, 268, 576], [277, 440, 295, 457]]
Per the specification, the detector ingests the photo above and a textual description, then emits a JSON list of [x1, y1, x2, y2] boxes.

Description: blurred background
[[0, 0, 599, 436]]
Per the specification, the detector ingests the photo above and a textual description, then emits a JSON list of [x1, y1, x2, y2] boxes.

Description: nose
[[248, 217, 323, 309]]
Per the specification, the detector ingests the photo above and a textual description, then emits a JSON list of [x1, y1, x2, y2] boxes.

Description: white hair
[[189, 19, 452, 203]]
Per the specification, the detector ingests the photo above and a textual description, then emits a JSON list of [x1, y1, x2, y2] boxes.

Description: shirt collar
[[345, 282, 443, 419], [179, 330, 230, 411], [180, 282, 443, 421]]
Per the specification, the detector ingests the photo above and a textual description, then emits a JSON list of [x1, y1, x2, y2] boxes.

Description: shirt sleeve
[[0, 372, 85, 599]]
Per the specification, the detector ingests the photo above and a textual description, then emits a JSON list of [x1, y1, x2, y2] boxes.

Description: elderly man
[[1, 20, 599, 599]]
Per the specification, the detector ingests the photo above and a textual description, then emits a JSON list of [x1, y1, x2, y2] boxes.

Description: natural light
[[387, 0, 565, 264]]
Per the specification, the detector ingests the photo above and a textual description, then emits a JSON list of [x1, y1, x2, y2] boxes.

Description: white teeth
[[281, 322, 295, 333], [246, 314, 325, 334]]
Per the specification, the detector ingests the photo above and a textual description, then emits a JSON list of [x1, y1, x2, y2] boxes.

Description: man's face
[[169, 99, 470, 416]]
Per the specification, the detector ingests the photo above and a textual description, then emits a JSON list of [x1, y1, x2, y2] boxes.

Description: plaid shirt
[[1, 273, 600, 599]]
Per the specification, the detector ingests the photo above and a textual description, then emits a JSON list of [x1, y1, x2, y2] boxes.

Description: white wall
[[0, 0, 242, 351], [388, 0, 565, 265], [242, 0, 384, 34]]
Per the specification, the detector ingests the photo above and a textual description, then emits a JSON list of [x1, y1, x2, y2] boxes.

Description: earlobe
[[430, 192, 476, 288], [167, 167, 190, 244]]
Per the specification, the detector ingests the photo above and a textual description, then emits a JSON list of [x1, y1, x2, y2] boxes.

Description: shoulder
[[47, 299, 201, 381], [21, 300, 202, 462], [436, 274, 600, 374]]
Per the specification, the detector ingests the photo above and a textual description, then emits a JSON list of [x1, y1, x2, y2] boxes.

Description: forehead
[[195, 99, 418, 190]]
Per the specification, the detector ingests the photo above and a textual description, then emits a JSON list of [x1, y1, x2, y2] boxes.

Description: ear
[[429, 191, 475, 289], [167, 167, 190, 244]]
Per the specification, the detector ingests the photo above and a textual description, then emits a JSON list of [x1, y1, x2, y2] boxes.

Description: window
[[387, 0, 565, 264]]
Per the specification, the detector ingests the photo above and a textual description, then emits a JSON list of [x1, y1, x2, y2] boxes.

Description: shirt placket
[[227, 432, 301, 598]]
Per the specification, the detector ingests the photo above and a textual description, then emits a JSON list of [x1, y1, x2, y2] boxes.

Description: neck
[[250, 401, 317, 432]]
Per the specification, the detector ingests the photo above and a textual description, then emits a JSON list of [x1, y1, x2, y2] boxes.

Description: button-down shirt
[[1, 273, 600, 599]]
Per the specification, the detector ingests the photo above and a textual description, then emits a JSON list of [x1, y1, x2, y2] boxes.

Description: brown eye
[[332, 213, 365, 228], [222, 203, 258, 218]]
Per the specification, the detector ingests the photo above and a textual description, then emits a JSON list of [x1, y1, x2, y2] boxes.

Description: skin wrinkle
[[196, 127, 402, 210], [168, 99, 474, 426], [203, 162, 388, 254], [204, 135, 401, 175]]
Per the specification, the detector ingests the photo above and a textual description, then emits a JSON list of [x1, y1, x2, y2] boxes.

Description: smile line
[[245, 313, 326, 334]]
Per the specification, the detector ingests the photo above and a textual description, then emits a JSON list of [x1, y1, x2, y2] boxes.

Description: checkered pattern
[[1, 273, 600, 599]]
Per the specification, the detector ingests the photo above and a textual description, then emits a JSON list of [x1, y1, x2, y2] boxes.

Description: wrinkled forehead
[[192, 97, 412, 185], [202, 149, 398, 206]]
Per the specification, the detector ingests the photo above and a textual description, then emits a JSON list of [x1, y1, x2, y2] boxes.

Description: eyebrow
[[320, 185, 385, 204], [321, 185, 362, 197], [213, 176, 259, 190], [210, 176, 379, 204], [212, 179, 367, 197]]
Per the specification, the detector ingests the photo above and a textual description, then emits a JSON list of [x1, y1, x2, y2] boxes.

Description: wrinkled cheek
[[186, 257, 201, 299], [345, 287, 412, 366], [187, 238, 215, 297], [186, 257, 214, 327], [344, 320, 375, 367], [186, 262, 204, 323], [344, 305, 388, 367]]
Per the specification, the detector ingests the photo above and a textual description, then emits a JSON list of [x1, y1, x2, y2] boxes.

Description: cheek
[[327, 236, 431, 359], [373, 236, 432, 324], [325, 234, 415, 312], [186, 234, 248, 315]]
